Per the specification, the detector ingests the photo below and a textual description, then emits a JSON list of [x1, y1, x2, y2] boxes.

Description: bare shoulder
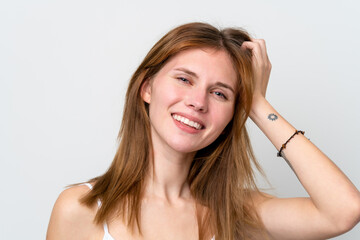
[[51, 185, 96, 221], [46, 185, 102, 240]]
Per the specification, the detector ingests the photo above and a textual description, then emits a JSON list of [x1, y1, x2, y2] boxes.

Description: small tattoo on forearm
[[268, 113, 278, 121]]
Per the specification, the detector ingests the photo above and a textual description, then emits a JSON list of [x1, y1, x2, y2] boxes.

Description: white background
[[1, 0, 359, 239]]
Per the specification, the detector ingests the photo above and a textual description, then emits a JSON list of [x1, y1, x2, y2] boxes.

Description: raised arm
[[242, 39, 360, 240]]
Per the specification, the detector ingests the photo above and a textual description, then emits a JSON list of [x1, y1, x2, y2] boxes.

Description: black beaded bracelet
[[277, 130, 305, 157]]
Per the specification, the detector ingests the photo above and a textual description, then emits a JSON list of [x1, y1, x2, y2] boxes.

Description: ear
[[140, 78, 152, 104]]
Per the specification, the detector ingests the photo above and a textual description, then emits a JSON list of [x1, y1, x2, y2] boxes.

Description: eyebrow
[[174, 67, 235, 93], [174, 67, 199, 78], [214, 82, 235, 93]]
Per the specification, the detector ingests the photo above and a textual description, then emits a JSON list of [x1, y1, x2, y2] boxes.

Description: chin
[[171, 144, 199, 154], [167, 138, 211, 154], [165, 138, 196, 153]]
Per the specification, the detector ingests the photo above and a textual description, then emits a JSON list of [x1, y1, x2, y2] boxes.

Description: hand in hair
[[241, 39, 272, 100]]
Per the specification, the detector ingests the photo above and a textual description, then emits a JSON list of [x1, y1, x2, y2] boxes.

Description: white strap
[[81, 183, 113, 240], [83, 183, 93, 190], [82, 183, 101, 207], [103, 222, 114, 239]]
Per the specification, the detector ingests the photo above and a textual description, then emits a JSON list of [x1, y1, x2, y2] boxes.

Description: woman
[[47, 22, 360, 240]]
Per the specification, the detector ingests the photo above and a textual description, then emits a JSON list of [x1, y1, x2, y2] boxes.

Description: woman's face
[[141, 48, 237, 155]]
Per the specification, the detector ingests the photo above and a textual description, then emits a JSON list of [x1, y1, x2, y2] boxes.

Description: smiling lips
[[172, 114, 203, 130]]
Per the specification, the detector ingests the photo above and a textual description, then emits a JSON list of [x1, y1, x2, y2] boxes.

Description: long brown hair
[[81, 22, 266, 240]]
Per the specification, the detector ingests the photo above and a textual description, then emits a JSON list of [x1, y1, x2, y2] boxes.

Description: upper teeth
[[172, 114, 202, 130]]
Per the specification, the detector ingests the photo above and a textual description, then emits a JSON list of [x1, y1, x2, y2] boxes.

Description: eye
[[212, 91, 227, 100], [177, 77, 191, 84]]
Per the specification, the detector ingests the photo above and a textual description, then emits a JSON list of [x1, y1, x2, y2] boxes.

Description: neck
[[144, 146, 196, 203]]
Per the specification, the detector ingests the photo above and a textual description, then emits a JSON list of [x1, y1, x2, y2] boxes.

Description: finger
[[251, 39, 268, 60], [241, 41, 255, 50], [243, 40, 263, 54], [243, 39, 270, 63], [242, 41, 263, 63], [251, 39, 271, 67]]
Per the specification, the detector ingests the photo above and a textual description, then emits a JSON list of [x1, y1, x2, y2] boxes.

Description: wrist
[[249, 96, 269, 120]]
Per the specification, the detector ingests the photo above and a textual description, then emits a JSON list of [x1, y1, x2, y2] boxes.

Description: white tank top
[[82, 183, 215, 240]]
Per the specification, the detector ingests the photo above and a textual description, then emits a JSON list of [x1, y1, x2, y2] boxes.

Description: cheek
[[212, 104, 234, 128], [153, 83, 185, 106], [149, 82, 184, 117]]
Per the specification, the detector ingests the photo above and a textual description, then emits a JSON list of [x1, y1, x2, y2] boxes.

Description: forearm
[[250, 97, 360, 229]]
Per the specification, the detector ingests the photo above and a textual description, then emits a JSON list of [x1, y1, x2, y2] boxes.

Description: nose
[[185, 89, 208, 112]]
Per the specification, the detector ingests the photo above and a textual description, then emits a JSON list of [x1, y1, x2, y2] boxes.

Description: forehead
[[157, 48, 238, 88]]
